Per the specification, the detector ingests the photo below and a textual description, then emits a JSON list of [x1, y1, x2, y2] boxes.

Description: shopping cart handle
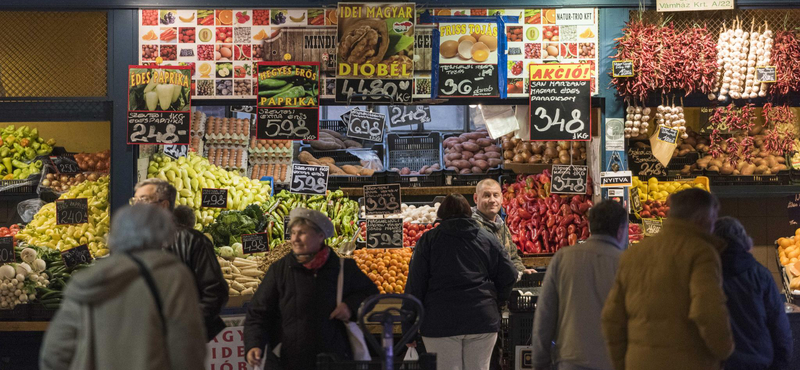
[[358, 293, 424, 354]]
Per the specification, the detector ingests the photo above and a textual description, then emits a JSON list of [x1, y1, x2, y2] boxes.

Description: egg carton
[[248, 163, 291, 184], [204, 116, 251, 146], [205, 145, 248, 172], [191, 110, 207, 135], [248, 153, 293, 165]]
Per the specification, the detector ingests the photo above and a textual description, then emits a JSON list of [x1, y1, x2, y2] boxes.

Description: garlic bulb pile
[[624, 100, 650, 139], [710, 20, 750, 101], [754, 22, 773, 98], [656, 103, 688, 139]]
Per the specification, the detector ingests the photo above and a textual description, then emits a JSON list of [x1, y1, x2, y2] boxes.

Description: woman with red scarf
[[244, 207, 378, 369]]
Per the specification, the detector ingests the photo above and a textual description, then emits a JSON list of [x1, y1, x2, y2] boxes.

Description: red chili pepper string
[[770, 31, 800, 96]]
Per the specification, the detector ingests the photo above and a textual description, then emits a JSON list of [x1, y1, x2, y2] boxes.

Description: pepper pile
[[0, 125, 55, 180], [502, 170, 593, 255], [762, 103, 796, 156], [769, 30, 800, 95]]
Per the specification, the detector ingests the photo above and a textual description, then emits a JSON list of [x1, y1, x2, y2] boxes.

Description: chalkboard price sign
[[528, 64, 592, 142], [438, 64, 498, 98], [56, 198, 89, 225], [201, 188, 228, 208], [50, 156, 81, 175], [642, 218, 663, 236], [290, 164, 329, 195], [628, 147, 668, 177], [335, 78, 413, 103], [657, 126, 678, 144], [788, 194, 800, 226], [389, 105, 431, 127], [127, 112, 191, 145], [366, 218, 403, 249], [242, 233, 270, 254], [550, 165, 588, 195], [631, 187, 643, 213], [346, 109, 386, 142], [756, 66, 777, 83], [612, 60, 634, 77], [364, 184, 402, 216], [61, 244, 93, 268], [0, 236, 14, 264], [257, 108, 319, 141], [162, 144, 188, 160]]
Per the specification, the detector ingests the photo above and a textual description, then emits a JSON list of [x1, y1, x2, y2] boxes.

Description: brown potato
[[462, 142, 480, 152], [462, 151, 474, 160], [452, 160, 471, 169]]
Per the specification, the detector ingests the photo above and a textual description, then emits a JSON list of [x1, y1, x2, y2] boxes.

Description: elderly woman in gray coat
[[40, 204, 206, 370]]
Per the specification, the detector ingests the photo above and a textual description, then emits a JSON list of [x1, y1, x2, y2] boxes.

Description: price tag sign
[[788, 194, 800, 226], [284, 216, 291, 240], [127, 66, 192, 145], [242, 232, 270, 254], [529, 64, 592, 141], [61, 244, 93, 268], [162, 144, 188, 160], [756, 66, 777, 83], [699, 106, 714, 134], [257, 62, 320, 141], [628, 146, 668, 177], [335, 78, 413, 103], [366, 218, 403, 249], [438, 64, 499, 97], [49, 156, 81, 175], [230, 105, 256, 113], [550, 165, 588, 194], [657, 126, 678, 144], [600, 171, 633, 188], [631, 187, 643, 213], [364, 184, 402, 216], [389, 105, 432, 127], [612, 60, 634, 77], [346, 109, 386, 142], [201, 188, 228, 208], [290, 164, 329, 195], [0, 236, 14, 264], [56, 198, 88, 225], [642, 218, 663, 236], [257, 108, 319, 141]]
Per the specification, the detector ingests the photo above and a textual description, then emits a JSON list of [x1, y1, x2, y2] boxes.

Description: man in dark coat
[[714, 216, 792, 370]]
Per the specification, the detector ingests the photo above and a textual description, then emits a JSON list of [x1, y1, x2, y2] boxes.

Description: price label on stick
[[643, 218, 663, 236], [438, 64, 499, 98], [389, 105, 431, 127], [242, 233, 270, 254], [257, 108, 319, 141], [162, 144, 188, 160], [49, 156, 81, 175], [631, 187, 643, 213], [366, 218, 403, 249], [0, 237, 14, 264], [364, 184, 401, 216], [657, 126, 678, 144], [201, 188, 228, 208], [61, 244, 93, 268], [284, 216, 291, 240], [612, 60, 634, 77], [290, 164, 329, 196], [335, 78, 413, 103], [756, 66, 776, 83], [529, 64, 592, 141], [550, 165, 588, 195], [56, 198, 89, 225], [346, 109, 386, 142]]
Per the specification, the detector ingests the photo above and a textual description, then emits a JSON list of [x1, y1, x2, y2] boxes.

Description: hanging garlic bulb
[[744, 20, 759, 99], [711, 24, 729, 101], [756, 21, 773, 98]]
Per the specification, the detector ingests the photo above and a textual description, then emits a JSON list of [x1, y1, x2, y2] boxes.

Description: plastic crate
[[0, 178, 38, 194], [329, 172, 386, 190], [320, 119, 349, 137], [0, 304, 31, 321], [665, 152, 699, 171], [386, 171, 443, 188], [317, 353, 437, 370], [386, 133, 443, 172], [513, 272, 546, 289], [443, 168, 502, 187], [508, 312, 535, 365], [707, 172, 790, 186], [301, 148, 385, 168], [29, 304, 58, 321]]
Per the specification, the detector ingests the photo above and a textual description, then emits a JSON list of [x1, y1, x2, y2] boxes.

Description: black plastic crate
[[443, 168, 502, 187], [508, 311, 535, 365], [665, 152, 699, 171], [508, 288, 541, 313], [317, 353, 437, 370], [707, 171, 790, 186], [386, 171, 443, 188], [300, 147, 386, 168], [513, 272, 545, 289], [0, 304, 31, 321], [29, 304, 57, 321], [0, 178, 38, 194], [386, 133, 443, 172], [328, 172, 386, 190], [320, 119, 349, 137]]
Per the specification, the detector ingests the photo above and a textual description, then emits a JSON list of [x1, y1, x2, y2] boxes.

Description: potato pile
[[303, 129, 362, 150], [694, 132, 787, 175], [390, 164, 441, 175], [443, 130, 501, 174], [673, 127, 710, 157], [297, 151, 376, 176], [501, 134, 586, 164]]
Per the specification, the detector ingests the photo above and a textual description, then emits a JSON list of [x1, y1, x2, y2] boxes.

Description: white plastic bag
[[481, 105, 519, 139], [403, 347, 419, 361]]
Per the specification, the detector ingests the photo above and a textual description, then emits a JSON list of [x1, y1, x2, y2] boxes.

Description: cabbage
[[218, 246, 235, 259]]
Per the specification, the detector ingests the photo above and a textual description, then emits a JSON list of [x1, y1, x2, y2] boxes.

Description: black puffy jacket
[[167, 227, 229, 340], [402, 217, 518, 338], [244, 248, 378, 370]]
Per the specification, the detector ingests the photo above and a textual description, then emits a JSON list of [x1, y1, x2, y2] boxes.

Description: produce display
[[770, 28, 800, 95], [208, 204, 268, 252], [501, 135, 587, 165], [777, 232, 800, 292], [303, 130, 363, 150], [0, 125, 55, 180], [41, 172, 103, 194], [502, 171, 593, 254], [248, 139, 292, 184], [0, 248, 50, 309], [353, 248, 412, 294], [356, 221, 438, 248], [204, 117, 250, 146], [206, 146, 247, 171], [443, 130, 502, 174], [250, 164, 289, 183], [628, 223, 643, 243], [16, 176, 110, 257], [623, 101, 651, 139], [710, 20, 772, 101], [631, 177, 708, 203], [218, 256, 266, 297], [360, 202, 440, 223], [74, 150, 111, 173], [297, 150, 377, 176]]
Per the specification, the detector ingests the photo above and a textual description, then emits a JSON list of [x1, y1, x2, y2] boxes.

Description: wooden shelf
[[340, 186, 475, 197], [0, 321, 48, 332]]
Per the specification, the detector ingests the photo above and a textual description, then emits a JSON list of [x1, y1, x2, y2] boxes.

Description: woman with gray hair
[[714, 216, 792, 370], [39, 204, 206, 370]]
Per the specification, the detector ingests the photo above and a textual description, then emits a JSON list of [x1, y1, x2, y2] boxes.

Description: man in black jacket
[[133, 178, 229, 341]]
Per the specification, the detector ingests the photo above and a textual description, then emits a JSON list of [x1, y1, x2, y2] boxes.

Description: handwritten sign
[[201, 188, 228, 208], [49, 156, 81, 175], [438, 64, 498, 97], [631, 187, 643, 213], [0, 237, 14, 264], [257, 108, 318, 141], [242, 233, 270, 254], [642, 218, 663, 236], [127, 112, 191, 145], [756, 66, 777, 83], [628, 147, 668, 177], [162, 144, 188, 160], [550, 165, 588, 194], [612, 60, 634, 77], [657, 126, 678, 144], [290, 164, 329, 195], [127, 65, 192, 145], [364, 184, 401, 216], [529, 64, 592, 141], [60, 244, 93, 268], [335, 78, 413, 103], [346, 109, 386, 142], [788, 194, 800, 226], [366, 218, 403, 249], [600, 171, 633, 188], [56, 198, 88, 225], [389, 105, 431, 128]]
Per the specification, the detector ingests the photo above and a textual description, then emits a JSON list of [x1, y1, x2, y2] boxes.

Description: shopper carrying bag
[[338, 258, 372, 361]]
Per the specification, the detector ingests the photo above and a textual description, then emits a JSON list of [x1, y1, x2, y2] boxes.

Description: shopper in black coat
[[403, 194, 518, 370], [244, 208, 378, 370], [714, 217, 793, 370]]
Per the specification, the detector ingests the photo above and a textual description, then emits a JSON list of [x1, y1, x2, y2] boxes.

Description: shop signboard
[[437, 22, 499, 98], [366, 218, 403, 248], [49, 155, 82, 175], [389, 105, 431, 127], [162, 144, 189, 159], [600, 171, 633, 188], [628, 146, 668, 177], [631, 187, 643, 213], [290, 164, 329, 195], [256, 62, 320, 141], [0, 237, 14, 264], [56, 198, 89, 225], [756, 66, 776, 83], [364, 184, 401, 216], [643, 218, 663, 236], [612, 60, 634, 77], [127, 66, 192, 145], [528, 63, 591, 141], [657, 126, 678, 145], [206, 326, 247, 369], [657, 0, 734, 12]]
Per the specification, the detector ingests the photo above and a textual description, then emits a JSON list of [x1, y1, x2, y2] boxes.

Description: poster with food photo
[[256, 62, 320, 141], [336, 3, 415, 79], [127, 65, 192, 145], [438, 22, 498, 65]]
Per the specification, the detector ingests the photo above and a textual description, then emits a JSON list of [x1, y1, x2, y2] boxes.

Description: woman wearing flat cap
[[244, 207, 378, 369]]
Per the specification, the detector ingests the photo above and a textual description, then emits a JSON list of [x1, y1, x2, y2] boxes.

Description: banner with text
[[528, 63, 591, 141], [257, 62, 320, 141], [127, 65, 192, 145]]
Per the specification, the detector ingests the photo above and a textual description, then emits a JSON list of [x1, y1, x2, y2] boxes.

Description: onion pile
[[41, 172, 100, 193], [75, 150, 110, 172], [624, 99, 650, 139]]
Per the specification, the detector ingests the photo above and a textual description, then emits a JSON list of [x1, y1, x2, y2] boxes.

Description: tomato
[[9, 224, 19, 232], [0, 227, 9, 236]]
